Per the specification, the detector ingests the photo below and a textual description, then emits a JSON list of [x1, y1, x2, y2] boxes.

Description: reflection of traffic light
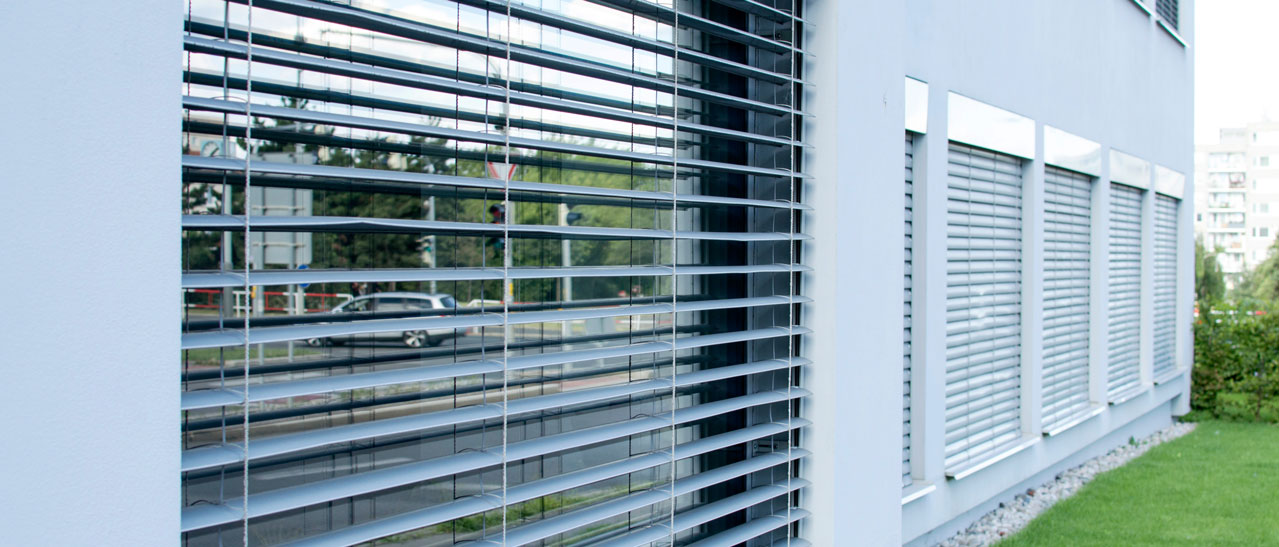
[[487, 203, 506, 253], [417, 235, 434, 266]]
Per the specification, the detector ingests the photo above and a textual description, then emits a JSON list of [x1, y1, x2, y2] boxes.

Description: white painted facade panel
[[5, 0, 1192, 544]]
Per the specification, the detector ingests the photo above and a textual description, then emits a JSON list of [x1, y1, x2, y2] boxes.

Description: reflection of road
[[259, 332, 565, 358], [286, 332, 493, 355]]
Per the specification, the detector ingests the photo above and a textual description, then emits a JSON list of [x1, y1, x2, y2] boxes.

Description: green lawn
[[184, 345, 321, 366], [1000, 420, 1279, 546]]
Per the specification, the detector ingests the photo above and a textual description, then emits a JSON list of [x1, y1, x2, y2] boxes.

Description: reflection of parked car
[[306, 292, 459, 348]]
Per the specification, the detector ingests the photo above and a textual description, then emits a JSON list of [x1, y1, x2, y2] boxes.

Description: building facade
[[1195, 122, 1279, 284], [2, 0, 1192, 545]]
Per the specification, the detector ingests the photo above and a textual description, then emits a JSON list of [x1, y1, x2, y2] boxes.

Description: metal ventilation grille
[[1107, 183, 1143, 400], [180, 0, 807, 544], [1041, 167, 1091, 430], [1156, 0, 1179, 30], [943, 143, 1023, 472], [903, 132, 915, 488], [1153, 194, 1178, 379]]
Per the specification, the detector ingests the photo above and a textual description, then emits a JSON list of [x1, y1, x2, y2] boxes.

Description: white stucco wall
[[899, 0, 1194, 542], [804, 0, 1193, 543], [802, 0, 907, 543], [0, 2, 178, 544]]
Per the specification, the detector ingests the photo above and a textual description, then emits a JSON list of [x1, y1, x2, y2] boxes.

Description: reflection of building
[[1195, 123, 1279, 285], [11, 0, 1192, 545]]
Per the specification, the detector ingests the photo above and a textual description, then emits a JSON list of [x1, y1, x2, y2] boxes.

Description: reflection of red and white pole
[[486, 161, 516, 181]]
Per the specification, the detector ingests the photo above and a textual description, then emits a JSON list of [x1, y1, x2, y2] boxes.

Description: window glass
[[180, 0, 806, 542], [342, 298, 371, 312]]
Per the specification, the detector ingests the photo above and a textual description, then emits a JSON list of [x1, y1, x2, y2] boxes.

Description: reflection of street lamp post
[[423, 197, 437, 294], [559, 203, 581, 302]]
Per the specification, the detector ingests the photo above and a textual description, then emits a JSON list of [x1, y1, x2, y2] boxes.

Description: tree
[[1195, 237, 1226, 303], [1237, 237, 1279, 303]]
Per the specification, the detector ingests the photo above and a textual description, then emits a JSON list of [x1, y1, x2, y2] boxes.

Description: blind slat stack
[[943, 143, 1024, 472], [1153, 194, 1179, 379], [181, 0, 807, 544], [1041, 167, 1092, 429], [903, 132, 915, 487], [1107, 183, 1143, 400]]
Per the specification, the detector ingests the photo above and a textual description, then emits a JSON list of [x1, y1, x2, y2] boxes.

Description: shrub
[[1193, 301, 1279, 422]]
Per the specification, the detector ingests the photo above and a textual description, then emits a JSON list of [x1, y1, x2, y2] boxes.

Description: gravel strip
[[937, 421, 1197, 546]]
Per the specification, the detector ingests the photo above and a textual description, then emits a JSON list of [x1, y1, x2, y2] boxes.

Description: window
[[1109, 184, 1144, 399], [1261, 227, 1271, 238], [1041, 167, 1093, 430], [1156, 0, 1179, 30], [1256, 131, 1279, 145], [1152, 195, 1178, 378], [180, 0, 807, 544], [943, 143, 1024, 474], [1261, 156, 1271, 167]]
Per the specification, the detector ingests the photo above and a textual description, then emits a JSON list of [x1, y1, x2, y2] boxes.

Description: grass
[[1000, 420, 1279, 546], [184, 345, 321, 366]]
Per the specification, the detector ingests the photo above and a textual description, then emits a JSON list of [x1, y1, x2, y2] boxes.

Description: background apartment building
[[3, 0, 1192, 545], [1195, 122, 1279, 285]]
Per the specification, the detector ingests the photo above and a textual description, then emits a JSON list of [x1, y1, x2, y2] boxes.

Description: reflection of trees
[[181, 182, 223, 271], [184, 96, 673, 303]]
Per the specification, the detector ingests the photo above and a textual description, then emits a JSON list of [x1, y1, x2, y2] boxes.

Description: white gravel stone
[[936, 421, 1197, 546]]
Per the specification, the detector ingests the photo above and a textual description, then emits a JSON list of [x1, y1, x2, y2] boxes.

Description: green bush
[[1193, 301, 1279, 422]]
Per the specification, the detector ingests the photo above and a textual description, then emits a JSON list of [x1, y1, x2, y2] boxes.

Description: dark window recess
[[1156, 0, 1178, 30]]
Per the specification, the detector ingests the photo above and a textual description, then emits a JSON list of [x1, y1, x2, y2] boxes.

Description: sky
[[1195, 0, 1279, 144]]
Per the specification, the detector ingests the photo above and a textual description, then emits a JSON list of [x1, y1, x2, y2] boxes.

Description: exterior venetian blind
[[1107, 183, 1143, 400], [180, 0, 807, 545], [1041, 166, 1092, 430], [903, 132, 915, 488], [1153, 194, 1178, 380], [943, 142, 1023, 473], [1156, 0, 1179, 30]]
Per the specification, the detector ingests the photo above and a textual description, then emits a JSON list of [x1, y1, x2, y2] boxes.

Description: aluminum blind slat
[[685, 509, 812, 547], [903, 132, 915, 488], [1153, 195, 1178, 378], [495, 458, 808, 546], [183, 156, 801, 210], [181, 296, 804, 349], [180, 389, 811, 532], [184, 96, 797, 179], [221, 0, 797, 115], [281, 421, 810, 547], [597, 487, 810, 547], [184, 264, 814, 289], [1108, 183, 1144, 399], [182, 213, 807, 242], [181, 357, 803, 470], [944, 142, 1024, 471], [1041, 166, 1092, 429], [182, 33, 794, 150]]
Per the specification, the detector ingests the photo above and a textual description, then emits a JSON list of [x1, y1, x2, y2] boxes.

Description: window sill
[[945, 436, 1040, 481], [901, 482, 936, 505], [1127, 0, 1153, 16], [1154, 366, 1188, 385], [1042, 404, 1106, 437], [1109, 385, 1149, 406], [1157, 19, 1187, 48]]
